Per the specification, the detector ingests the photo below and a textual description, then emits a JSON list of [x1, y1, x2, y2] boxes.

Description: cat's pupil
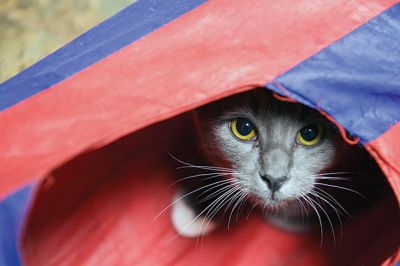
[[236, 118, 254, 136], [300, 124, 319, 141]]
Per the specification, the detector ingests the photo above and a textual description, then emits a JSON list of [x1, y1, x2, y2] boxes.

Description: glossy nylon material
[[21, 117, 400, 266], [0, 185, 33, 266], [0, 0, 399, 265], [268, 3, 400, 144], [366, 123, 400, 265], [367, 121, 400, 202], [0, 0, 207, 111], [2, 0, 393, 199]]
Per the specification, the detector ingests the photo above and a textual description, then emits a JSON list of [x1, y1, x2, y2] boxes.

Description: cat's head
[[193, 89, 353, 207]]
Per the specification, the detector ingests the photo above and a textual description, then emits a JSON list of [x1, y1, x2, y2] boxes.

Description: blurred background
[[0, 0, 136, 83]]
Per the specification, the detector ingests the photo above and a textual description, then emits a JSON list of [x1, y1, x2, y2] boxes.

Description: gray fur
[[193, 89, 352, 212], [170, 88, 385, 237]]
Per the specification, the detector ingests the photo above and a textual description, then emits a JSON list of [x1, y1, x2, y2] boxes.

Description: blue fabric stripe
[[0, 185, 34, 266], [268, 3, 400, 144], [0, 0, 207, 112]]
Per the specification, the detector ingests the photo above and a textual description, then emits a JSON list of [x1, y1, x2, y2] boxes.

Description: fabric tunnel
[[0, 0, 399, 265]]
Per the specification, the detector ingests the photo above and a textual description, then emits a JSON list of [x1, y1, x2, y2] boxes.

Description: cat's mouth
[[270, 191, 279, 201], [265, 195, 287, 207], [246, 189, 291, 208]]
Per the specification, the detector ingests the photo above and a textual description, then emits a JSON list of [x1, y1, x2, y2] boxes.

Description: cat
[[169, 88, 386, 238]]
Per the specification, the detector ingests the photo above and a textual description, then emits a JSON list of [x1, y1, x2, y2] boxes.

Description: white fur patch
[[171, 190, 218, 237]]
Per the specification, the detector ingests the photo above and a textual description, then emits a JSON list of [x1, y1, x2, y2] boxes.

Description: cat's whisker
[[308, 176, 349, 181], [313, 187, 352, 218], [168, 172, 235, 187], [280, 201, 289, 223], [222, 184, 241, 211], [227, 190, 248, 229], [246, 202, 259, 221], [235, 190, 249, 222], [177, 165, 238, 173], [302, 194, 324, 246], [168, 184, 236, 246], [315, 171, 362, 177], [238, 191, 249, 218], [308, 195, 336, 246], [295, 196, 308, 224], [261, 201, 267, 213], [198, 181, 239, 204], [198, 185, 241, 245], [311, 190, 343, 241], [271, 204, 280, 217], [168, 152, 238, 173], [223, 190, 243, 224], [154, 179, 234, 221], [200, 190, 242, 246], [163, 183, 239, 244], [203, 185, 241, 222], [313, 182, 370, 202]]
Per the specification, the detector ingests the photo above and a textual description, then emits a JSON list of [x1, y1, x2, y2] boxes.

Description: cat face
[[194, 89, 345, 207]]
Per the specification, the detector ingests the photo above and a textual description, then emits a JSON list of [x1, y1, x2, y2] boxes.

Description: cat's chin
[[170, 189, 311, 238], [260, 198, 312, 233], [249, 192, 297, 209], [263, 197, 299, 208], [263, 212, 312, 233]]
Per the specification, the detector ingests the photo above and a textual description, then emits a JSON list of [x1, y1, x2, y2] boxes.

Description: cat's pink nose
[[259, 173, 288, 192]]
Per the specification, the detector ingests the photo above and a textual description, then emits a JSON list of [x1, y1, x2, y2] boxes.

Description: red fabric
[[1, 0, 398, 264], [22, 116, 399, 265], [367, 123, 400, 204], [0, 0, 396, 198], [366, 122, 400, 265]]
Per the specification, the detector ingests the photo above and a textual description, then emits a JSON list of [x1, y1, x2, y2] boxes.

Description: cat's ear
[[171, 189, 219, 237]]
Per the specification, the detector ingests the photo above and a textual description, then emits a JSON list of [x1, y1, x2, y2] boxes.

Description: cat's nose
[[259, 173, 288, 192]]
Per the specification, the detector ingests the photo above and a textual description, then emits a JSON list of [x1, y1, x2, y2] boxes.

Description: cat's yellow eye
[[296, 124, 323, 146], [230, 118, 257, 141]]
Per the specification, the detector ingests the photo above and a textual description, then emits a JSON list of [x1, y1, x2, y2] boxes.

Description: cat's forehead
[[220, 89, 321, 124]]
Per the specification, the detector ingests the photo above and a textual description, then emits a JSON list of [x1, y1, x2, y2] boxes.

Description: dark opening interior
[[21, 102, 399, 266]]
